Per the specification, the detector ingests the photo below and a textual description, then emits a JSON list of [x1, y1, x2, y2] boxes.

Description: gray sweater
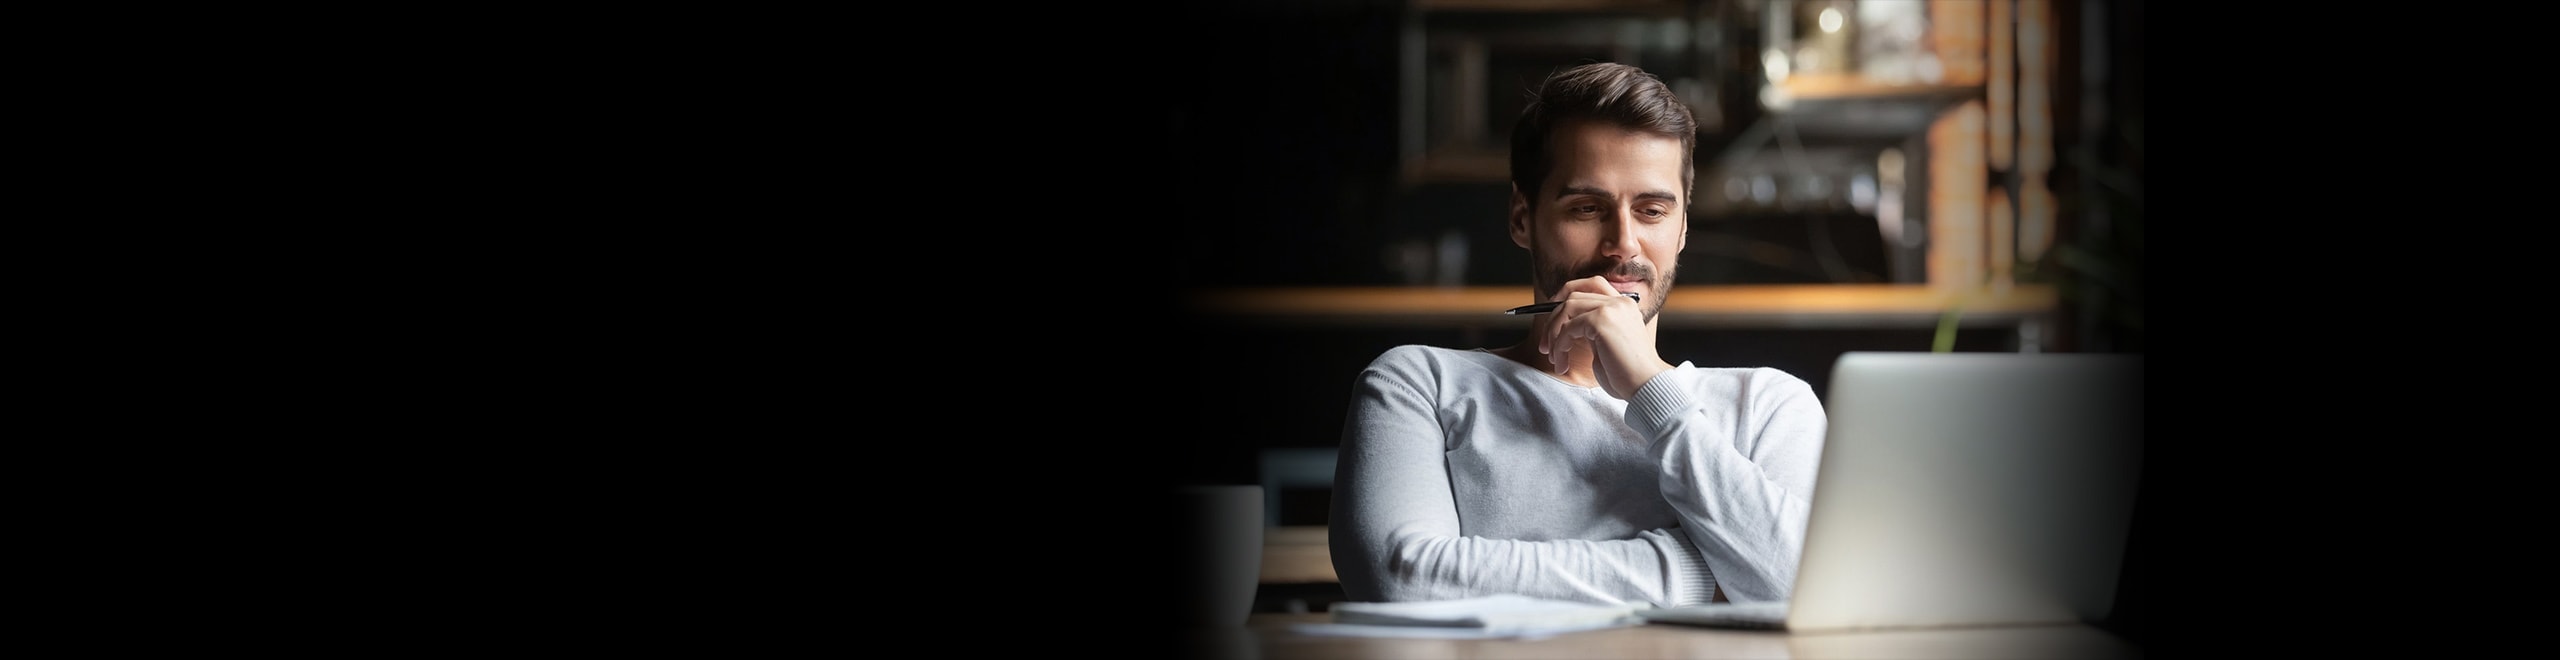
[[1330, 345, 1828, 607]]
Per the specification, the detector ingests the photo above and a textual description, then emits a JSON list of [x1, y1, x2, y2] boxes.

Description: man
[[1329, 62, 1828, 608]]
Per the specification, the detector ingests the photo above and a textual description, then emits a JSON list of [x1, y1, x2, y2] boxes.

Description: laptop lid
[[1783, 351, 2144, 632]]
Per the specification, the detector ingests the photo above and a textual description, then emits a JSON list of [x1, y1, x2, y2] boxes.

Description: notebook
[[1636, 351, 2144, 632], [1308, 594, 1642, 638]]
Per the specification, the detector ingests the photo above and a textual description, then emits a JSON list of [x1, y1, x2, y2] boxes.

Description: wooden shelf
[[1417, 0, 1693, 15], [1190, 283, 2056, 329], [1774, 73, 1981, 102], [1756, 73, 1983, 140]]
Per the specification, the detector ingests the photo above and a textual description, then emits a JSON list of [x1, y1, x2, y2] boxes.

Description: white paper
[[1321, 595, 1642, 638], [1289, 619, 1640, 640]]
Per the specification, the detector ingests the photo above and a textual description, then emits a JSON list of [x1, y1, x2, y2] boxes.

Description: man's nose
[[1601, 207, 1643, 258]]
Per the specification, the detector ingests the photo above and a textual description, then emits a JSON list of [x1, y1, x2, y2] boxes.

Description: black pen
[[1505, 292, 1640, 315]]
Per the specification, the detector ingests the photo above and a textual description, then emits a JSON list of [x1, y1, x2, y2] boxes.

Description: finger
[[1541, 294, 1579, 356], [1548, 299, 1584, 357], [1554, 315, 1591, 374], [1542, 280, 1623, 359], [1545, 307, 1569, 364]]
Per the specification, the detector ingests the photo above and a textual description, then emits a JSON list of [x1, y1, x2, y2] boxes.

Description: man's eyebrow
[[1555, 185, 1680, 203]]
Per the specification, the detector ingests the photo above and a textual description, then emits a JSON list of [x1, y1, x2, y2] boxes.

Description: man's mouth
[[1599, 271, 1648, 293]]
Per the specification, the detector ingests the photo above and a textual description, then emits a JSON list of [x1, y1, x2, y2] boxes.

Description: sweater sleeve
[[1329, 349, 1715, 607], [1622, 365, 1828, 603]]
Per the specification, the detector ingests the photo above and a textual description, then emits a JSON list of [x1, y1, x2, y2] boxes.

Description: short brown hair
[[1506, 62, 1699, 206]]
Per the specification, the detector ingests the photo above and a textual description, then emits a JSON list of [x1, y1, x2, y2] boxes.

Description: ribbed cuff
[[1623, 366, 1700, 441], [1651, 528, 1717, 606]]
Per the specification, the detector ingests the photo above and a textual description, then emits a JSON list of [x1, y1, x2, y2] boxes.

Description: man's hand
[[1538, 276, 1673, 399]]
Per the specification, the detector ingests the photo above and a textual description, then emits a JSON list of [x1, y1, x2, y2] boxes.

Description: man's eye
[[1570, 205, 1600, 216]]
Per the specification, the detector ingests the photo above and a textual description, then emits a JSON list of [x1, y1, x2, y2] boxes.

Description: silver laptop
[[1637, 351, 2144, 632]]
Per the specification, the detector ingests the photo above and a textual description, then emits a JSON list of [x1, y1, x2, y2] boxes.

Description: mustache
[[1574, 262, 1654, 281]]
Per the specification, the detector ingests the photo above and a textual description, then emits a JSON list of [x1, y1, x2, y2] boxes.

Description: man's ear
[[1508, 184, 1533, 250]]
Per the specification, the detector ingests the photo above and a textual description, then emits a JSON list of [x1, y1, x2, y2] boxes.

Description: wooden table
[[1259, 525, 1336, 585], [1172, 612, 2142, 660]]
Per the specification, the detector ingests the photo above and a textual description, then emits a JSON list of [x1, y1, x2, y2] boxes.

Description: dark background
[[1153, 0, 2148, 652], [1162, 0, 2143, 489], [598, 1, 2152, 655]]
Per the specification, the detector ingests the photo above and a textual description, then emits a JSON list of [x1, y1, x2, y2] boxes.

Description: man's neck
[[1493, 335, 1598, 389]]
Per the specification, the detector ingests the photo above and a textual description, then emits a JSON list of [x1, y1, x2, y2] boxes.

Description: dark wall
[[1173, 0, 1407, 288]]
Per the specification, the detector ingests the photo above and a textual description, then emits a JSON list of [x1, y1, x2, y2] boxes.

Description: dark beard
[[1532, 259, 1674, 322]]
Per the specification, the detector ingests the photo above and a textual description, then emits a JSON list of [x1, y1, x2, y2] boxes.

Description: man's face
[[1509, 119, 1687, 322]]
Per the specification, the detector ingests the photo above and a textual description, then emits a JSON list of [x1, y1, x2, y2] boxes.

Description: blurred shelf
[[1190, 283, 2056, 329], [1756, 73, 1983, 140], [1418, 0, 1696, 15], [1401, 0, 1722, 187], [1774, 72, 1979, 102], [1403, 146, 1511, 185]]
